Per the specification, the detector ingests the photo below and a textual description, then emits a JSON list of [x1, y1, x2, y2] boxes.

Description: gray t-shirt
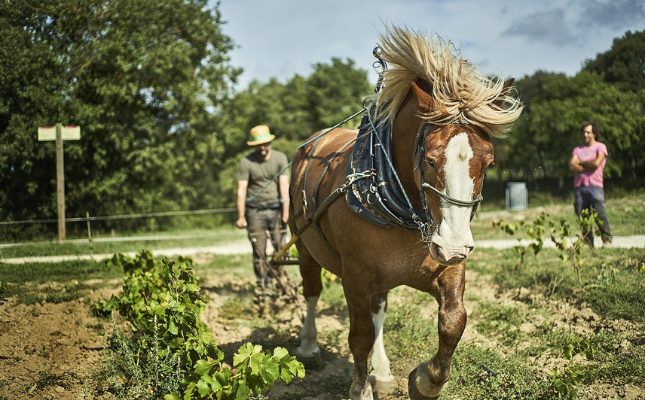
[[237, 150, 289, 206]]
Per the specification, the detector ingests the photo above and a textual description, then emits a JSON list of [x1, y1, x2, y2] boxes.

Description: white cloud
[[216, 0, 645, 88]]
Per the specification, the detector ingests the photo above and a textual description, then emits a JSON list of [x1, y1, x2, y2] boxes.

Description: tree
[[492, 71, 564, 182], [216, 58, 373, 212], [0, 0, 239, 233], [583, 30, 645, 92], [496, 70, 645, 187], [306, 58, 372, 129]]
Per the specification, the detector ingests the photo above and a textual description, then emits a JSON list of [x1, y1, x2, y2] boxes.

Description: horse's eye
[[426, 159, 436, 169]]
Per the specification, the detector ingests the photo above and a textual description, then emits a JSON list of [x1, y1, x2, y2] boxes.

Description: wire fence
[[0, 207, 236, 225], [0, 207, 237, 246]]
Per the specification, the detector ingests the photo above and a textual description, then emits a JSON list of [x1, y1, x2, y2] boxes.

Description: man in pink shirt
[[568, 121, 612, 248]]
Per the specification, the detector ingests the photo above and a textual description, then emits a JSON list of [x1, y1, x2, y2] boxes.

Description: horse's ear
[[411, 79, 435, 114], [493, 78, 515, 109]]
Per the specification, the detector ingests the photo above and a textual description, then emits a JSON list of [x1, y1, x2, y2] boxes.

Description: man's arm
[[578, 151, 606, 170], [569, 154, 584, 173], [236, 180, 248, 229], [278, 175, 290, 224]]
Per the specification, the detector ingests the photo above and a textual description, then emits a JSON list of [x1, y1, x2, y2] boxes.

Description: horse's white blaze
[[370, 300, 394, 386], [433, 132, 476, 257], [296, 296, 320, 357]]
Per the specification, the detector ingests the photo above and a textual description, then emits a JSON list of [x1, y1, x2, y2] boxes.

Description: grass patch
[[471, 188, 645, 239], [0, 227, 245, 259], [319, 274, 347, 312], [384, 289, 438, 371], [0, 259, 124, 305], [470, 247, 645, 323], [473, 301, 529, 347], [446, 343, 549, 400], [219, 295, 255, 320], [0, 259, 122, 285]]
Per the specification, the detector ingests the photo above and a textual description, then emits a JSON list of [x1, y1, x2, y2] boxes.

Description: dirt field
[[0, 253, 643, 400]]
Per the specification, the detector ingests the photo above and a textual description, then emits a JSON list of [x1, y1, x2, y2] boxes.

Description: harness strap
[[422, 183, 483, 207], [415, 121, 484, 222], [292, 124, 369, 260]]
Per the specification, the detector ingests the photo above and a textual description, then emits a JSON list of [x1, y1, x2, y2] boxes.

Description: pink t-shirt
[[573, 142, 607, 188]]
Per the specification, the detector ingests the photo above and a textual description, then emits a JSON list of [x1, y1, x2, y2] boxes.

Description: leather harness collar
[[345, 108, 483, 236]]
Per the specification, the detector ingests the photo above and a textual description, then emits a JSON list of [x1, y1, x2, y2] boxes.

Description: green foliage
[[583, 30, 645, 92], [93, 251, 222, 366], [549, 209, 600, 283], [216, 59, 371, 208], [496, 35, 645, 186], [0, 0, 239, 231], [181, 344, 305, 400], [494, 211, 604, 284], [93, 250, 304, 399], [492, 212, 548, 267], [103, 315, 184, 399], [548, 337, 596, 400], [583, 272, 645, 322]]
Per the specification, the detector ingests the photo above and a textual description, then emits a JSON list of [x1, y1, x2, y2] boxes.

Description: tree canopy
[[1, 4, 643, 239], [215, 58, 373, 211], [495, 64, 645, 188], [0, 0, 239, 225], [583, 30, 645, 93]]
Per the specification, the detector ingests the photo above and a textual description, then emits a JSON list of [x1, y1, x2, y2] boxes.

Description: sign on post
[[38, 126, 81, 141], [38, 124, 81, 244]]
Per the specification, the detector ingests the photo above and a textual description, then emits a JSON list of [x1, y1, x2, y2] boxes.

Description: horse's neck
[[391, 95, 425, 210]]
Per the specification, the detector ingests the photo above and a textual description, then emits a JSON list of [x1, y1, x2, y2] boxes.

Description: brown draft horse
[[288, 26, 522, 400]]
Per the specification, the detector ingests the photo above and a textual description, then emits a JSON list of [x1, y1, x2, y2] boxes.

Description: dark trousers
[[246, 208, 282, 288], [574, 186, 612, 245]]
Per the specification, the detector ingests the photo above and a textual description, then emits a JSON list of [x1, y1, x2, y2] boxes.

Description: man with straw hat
[[236, 125, 290, 295]]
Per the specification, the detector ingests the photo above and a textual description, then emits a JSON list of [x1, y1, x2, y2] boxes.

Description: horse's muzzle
[[429, 242, 474, 265]]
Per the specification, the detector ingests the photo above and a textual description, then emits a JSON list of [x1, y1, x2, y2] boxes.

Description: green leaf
[[272, 347, 289, 360], [202, 373, 223, 392], [193, 359, 215, 376], [168, 318, 179, 335], [234, 381, 250, 400], [196, 378, 211, 397], [259, 358, 280, 384], [234, 343, 263, 371]]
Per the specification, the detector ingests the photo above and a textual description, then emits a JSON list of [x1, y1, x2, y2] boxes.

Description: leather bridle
[[413, 121, 484, 225]]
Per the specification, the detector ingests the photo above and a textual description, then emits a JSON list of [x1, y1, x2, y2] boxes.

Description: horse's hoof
[[369, 374, 395, 394], [295, 343, 320, 359], [408, 368, 439, 400]]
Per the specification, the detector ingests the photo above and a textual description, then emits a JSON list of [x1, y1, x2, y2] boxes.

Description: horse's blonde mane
[[371, 25, 523, 138]]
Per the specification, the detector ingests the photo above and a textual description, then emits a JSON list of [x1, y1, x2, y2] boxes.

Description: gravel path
[[2, 235, 644, 264]]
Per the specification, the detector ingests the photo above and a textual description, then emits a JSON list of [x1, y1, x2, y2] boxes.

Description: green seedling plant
[[550, 209, 601, 284], [492, 212, 548, 267], [93, 250, 305, 399], [549, 336, 596, 400]]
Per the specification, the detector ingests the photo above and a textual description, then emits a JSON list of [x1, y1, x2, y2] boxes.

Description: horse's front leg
[[369, 291, 395, 394], [409, 263, 466, 400], [296, 249, 323, 358], [344, 277, 377, 400]]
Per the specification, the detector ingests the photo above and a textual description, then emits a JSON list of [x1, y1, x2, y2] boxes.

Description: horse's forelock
[[370, 25, 523, 138]]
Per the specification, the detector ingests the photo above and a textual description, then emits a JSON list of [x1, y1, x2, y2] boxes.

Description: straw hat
[[247, 125, 275, 146]]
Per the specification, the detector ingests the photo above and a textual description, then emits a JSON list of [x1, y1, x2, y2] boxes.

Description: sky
[[216, 0, 645, 89]]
